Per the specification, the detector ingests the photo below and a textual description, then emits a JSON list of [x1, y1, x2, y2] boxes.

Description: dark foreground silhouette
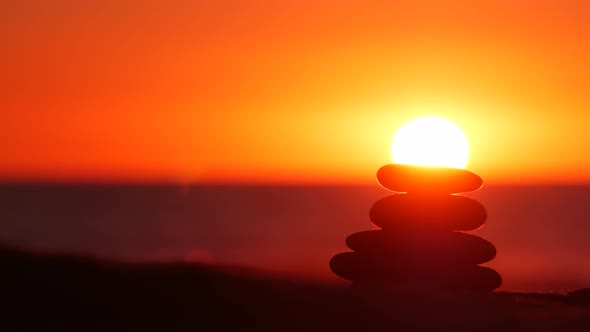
[[2, 246, 590, 331]]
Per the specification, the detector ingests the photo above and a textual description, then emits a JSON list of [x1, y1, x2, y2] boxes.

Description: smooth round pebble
[[345, 230, 496, 265], [330, 252, 501, 290], [369, 194, 487, 231], [377, 164, 483, 193]]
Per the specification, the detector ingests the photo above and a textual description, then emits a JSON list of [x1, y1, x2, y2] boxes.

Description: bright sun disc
[[391, 116, 469, 169]]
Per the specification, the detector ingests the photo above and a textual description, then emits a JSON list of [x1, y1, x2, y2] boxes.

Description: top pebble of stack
[[377, 164, 483, 194]]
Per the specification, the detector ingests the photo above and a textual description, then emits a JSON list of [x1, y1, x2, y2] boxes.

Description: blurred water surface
[[1, 184, 589, 291]]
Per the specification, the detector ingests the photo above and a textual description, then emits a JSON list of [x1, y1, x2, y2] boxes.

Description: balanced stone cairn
[[330, 164, 501, 291]]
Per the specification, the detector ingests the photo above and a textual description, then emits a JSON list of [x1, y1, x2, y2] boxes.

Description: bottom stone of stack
[[330, 252, 501, 291]]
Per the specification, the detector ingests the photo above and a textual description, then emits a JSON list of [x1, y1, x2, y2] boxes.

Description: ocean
[[1, 184, 589, 292]]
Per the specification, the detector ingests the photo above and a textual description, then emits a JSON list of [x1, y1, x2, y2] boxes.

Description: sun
[[391, 116, 469, 169]]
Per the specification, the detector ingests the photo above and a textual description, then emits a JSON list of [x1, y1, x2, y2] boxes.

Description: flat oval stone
[[330, 252, 501, 290], [445, 266, 502, 291], [351, 266, 502, 292], [377, 164, 483, 193], [370, 194, 487, 231], [346, 230, 496, 265]]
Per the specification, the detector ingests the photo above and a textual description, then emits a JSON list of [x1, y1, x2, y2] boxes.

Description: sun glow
[[391, 116, 469, 169]]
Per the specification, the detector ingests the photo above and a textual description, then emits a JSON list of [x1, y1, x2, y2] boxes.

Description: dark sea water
[[0, 184, 589, 292]]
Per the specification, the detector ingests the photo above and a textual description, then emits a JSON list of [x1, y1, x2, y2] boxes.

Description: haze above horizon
[[4, 0, 590, 185]]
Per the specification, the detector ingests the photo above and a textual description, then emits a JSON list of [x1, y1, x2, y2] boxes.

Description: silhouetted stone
[[330, 163, 501, 292], [330, 252, 501, 291], [377, 164, 483, 193], [369, 194, 487, 231], [345, 230, 496, 265]]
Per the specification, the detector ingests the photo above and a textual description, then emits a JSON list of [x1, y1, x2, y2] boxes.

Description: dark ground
[[2, 246, 590, 332]]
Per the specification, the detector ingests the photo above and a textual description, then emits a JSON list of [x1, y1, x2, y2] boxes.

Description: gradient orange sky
[[3, 0, 590, 184]]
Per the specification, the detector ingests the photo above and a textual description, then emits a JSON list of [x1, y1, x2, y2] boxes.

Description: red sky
[[3, 0, 590, 184]]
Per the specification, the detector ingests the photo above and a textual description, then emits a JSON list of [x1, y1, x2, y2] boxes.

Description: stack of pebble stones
[[330, 164, 502, 291]]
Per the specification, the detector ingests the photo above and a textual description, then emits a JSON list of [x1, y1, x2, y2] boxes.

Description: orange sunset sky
[[3, 0, 590, 184]]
